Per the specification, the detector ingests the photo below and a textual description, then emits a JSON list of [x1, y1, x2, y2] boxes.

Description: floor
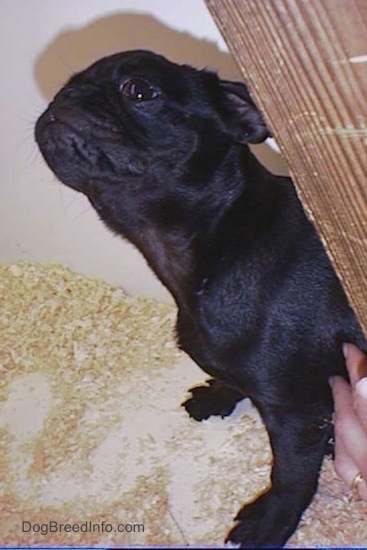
[[1, 263, 366, 547]]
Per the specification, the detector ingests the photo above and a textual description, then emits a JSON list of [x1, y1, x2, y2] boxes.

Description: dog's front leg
[[177, 312, 247, 421], [226, 403, 333, 548]]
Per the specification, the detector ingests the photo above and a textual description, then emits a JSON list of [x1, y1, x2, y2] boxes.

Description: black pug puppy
[[35, 50, 366, 547]]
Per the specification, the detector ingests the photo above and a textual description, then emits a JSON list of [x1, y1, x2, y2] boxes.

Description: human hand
[[330, 343, 367, 501]]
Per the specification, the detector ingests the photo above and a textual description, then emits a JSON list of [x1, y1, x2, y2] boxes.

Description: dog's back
[[179, 164, 364, 403]]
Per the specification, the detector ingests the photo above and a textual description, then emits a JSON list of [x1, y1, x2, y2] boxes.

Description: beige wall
[[0, 0, 287, 301]]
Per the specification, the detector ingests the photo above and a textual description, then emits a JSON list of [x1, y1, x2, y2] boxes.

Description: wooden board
[[205, 0, 367, 333]]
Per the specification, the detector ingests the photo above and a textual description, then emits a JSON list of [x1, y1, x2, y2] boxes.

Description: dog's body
[[35, 50, 366, 547]]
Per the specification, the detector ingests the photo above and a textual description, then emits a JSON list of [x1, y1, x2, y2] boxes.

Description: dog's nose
[[62, 85, 83, 99], [39, 98, 79, 129], [36, 107, 60, 131]]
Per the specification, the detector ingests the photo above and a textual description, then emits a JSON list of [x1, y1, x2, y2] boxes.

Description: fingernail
[[357, 355, 367, 380], [342, 343, 348, 360], [328, 377, 335, 388]]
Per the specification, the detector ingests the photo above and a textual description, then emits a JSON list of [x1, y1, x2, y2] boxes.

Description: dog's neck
[[136, 225, 193, 306], [127, 147, 274, 308]]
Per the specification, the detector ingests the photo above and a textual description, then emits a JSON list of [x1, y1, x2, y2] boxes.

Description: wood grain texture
[[205, 0, 367, 333]]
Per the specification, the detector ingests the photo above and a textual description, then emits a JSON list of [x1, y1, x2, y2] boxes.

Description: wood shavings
[[0, 262, 366, 546]]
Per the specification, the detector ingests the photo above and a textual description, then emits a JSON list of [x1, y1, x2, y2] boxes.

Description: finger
[[356, 376, 367, 401], [331, 375, 353, 415], [333, 430, 355, 480], [343, 344, 367, 428], [343, 343, 367, 386], [331, 376, 367, 479], [354, 378, 367, 431], [333, 426, 367, 501]]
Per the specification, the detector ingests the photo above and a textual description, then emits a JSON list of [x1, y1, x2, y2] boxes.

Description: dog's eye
[[120, 78, 160, 102]]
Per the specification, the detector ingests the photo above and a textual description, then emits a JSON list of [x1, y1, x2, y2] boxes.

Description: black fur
[[35, 50, 366, 547]]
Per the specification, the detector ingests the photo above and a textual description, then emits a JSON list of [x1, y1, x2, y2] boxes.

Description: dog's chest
[[176, 280, 260, 386]]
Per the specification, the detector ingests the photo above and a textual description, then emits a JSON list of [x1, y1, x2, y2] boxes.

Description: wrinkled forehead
[[71, 50, 194, 101]]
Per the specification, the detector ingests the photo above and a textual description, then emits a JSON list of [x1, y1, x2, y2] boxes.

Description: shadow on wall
[[34, 12, 288, 175]]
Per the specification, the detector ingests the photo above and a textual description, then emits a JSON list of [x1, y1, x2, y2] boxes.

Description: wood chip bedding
[[0, 262, 366, 547]]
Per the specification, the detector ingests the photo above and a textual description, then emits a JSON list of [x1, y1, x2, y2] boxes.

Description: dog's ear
[[220, 80, 270, 144]]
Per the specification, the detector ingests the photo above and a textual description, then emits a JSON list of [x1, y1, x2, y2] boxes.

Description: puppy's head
[[35, 50, 269, 206]]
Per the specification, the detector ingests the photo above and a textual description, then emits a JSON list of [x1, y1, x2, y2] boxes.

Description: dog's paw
[[225, 488, 301, 548], [182, 384, 235, 421], [182, 379, 244, 421]]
